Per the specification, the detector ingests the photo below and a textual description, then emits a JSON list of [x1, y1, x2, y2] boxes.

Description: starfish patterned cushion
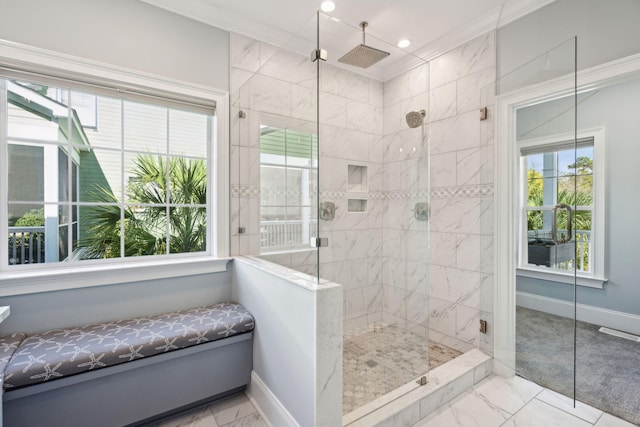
[[3, 302, 254, 390], [0, 333, 26, 386]]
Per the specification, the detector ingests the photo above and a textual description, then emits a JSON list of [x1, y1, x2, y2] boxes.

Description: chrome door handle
[[552, 203, 572, 243]]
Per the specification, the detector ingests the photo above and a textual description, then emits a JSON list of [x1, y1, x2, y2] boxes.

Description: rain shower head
[[406, 110, 426, 128], [338, 22, 390, 69]]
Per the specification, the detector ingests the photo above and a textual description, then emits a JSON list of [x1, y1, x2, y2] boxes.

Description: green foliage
[[15, 208, 45, 227], [79, 155, 206, 259]]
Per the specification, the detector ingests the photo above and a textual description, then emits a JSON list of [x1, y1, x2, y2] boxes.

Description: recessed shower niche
[[347, 164, 367, 213]]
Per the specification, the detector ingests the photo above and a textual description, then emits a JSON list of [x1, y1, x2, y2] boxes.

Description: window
[[3, 77, 213, 268], [259, 121, 317, 252], [518, 130, 605, 286]]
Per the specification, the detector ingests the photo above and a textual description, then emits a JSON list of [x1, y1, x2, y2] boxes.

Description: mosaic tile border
[[234, 184, 494, 200]]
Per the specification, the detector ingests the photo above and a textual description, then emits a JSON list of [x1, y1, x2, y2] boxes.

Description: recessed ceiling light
[[320, 0, 336, 12], [397, 39, 411, 49]]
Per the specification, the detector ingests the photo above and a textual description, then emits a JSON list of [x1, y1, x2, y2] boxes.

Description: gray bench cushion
[[4, 302, 254, 390], [0, 334, 26, 385]]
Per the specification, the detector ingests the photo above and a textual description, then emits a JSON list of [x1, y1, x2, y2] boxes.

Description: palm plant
[[79, 155, 207, 259]]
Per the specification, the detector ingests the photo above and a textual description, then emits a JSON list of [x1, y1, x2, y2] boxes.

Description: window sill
[[0, 257, 232, 297], [516, 267, 607, 289]]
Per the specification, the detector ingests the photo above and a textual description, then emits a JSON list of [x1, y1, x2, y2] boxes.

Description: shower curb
[[342, 349, 491, 427]]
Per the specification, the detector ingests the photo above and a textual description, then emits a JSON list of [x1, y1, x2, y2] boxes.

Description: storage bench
[[1, 302, 254, 427]]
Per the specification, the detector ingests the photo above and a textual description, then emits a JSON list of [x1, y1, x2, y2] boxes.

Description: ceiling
[[140, 0, 555, 81]]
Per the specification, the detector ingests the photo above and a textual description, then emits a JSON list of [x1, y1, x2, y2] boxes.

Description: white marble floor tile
[[536, 388, 604, 424], [502, 398, 593, 427], [156, 406, 218, 427], [414, 388, 511, 427], [595, 413, 639, 427], [471, 375, 543, 414], [218, 413, 266, 427], [210, 394, 258, 426]]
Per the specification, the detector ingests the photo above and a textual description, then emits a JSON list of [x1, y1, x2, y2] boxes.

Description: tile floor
[[152, 375, 637, 426], [414, 375, 638, 427], [153, 393, 266, 427], [343, 323, 462, 414]]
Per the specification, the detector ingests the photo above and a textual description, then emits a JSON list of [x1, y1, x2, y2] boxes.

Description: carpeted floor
[[517, 306, 640, 426]]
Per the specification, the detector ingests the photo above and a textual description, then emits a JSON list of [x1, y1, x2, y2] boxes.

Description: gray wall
[[0, 271, 232, 334], [0, 0, 229, 90], [497, 0, 640, 89], [516, 76, 640, 316]]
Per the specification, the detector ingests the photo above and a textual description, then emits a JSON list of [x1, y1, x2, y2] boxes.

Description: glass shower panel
[[572, 73, 640, 425], [497, 37, 578, 404], [317, 11, 431, 416], [230, 14, 320, 279]]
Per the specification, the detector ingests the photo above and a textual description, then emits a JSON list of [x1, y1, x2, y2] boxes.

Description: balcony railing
[[8, 226, 46, 265], [528, 229, 591, 272], [260, 220, 318, 250]]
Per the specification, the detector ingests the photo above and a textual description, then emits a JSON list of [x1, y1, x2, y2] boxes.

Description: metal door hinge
[[480, 319, 488, 334], [480, 107, 488, 121], [311, 48, 328, 62], [311, 237, 329, 248]]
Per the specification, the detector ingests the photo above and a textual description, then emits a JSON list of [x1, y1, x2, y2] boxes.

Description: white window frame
[[516, 128, 606, 289], [0, 40, 230, 296]]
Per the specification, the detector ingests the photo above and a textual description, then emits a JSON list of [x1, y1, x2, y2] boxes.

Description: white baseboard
[[246, 371, 299, 427], [516, 291, 640, 336]]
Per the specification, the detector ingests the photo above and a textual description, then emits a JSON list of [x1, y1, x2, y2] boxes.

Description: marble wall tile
[[384, 64, 428, 107], [321, 64, 370, 102], [429, 297, 456, 337], [480, 236, 494, 274], [428, 265, 482, 308], [457, 67, 496, 115], [383, 257, 406, 289], [259, 49, 316, 88], [259, 41, 279, 69], [345, 230, 379, 260], [456, 305, 480, 345], [316, 285, 343, 427], [291, 84, 317, 122], [368, 257, 383, 285], [405, 260, 429, 294], [230, 68, 254, 99], [319, 92, 347, 127], [429, 198, 482, 235], [319, 159, 348, 192], [406, 291, 429, 326], [456, 233, 481, 272], [456, 147, 482, 186], [428, 232, 457, 268], [240, 74, 292, 117], [430, 152, 457, 188], [320, 125, 370, 161], [230, 33, 260, 73], [238, 147, 260, 186], [369, 135, 384, 164], [479, 144, 494, 184], [383, 285, 408, 320], [239, 234, 260, 255], [239, 197, 260, 235], [430, 82, 457, 122], [230, 145, 240, 186], [429, 32, 495, 90], [346, 100, 383, 135], [428, 110, 481, 156], [369, 79, 384, 108]]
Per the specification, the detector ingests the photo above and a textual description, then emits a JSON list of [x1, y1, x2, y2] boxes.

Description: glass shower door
[[317, 10, 431, 416], [497, 37, 579, 405]]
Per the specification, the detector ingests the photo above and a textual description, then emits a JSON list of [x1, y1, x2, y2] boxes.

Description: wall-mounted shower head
[[405, 110, 426, 128]]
